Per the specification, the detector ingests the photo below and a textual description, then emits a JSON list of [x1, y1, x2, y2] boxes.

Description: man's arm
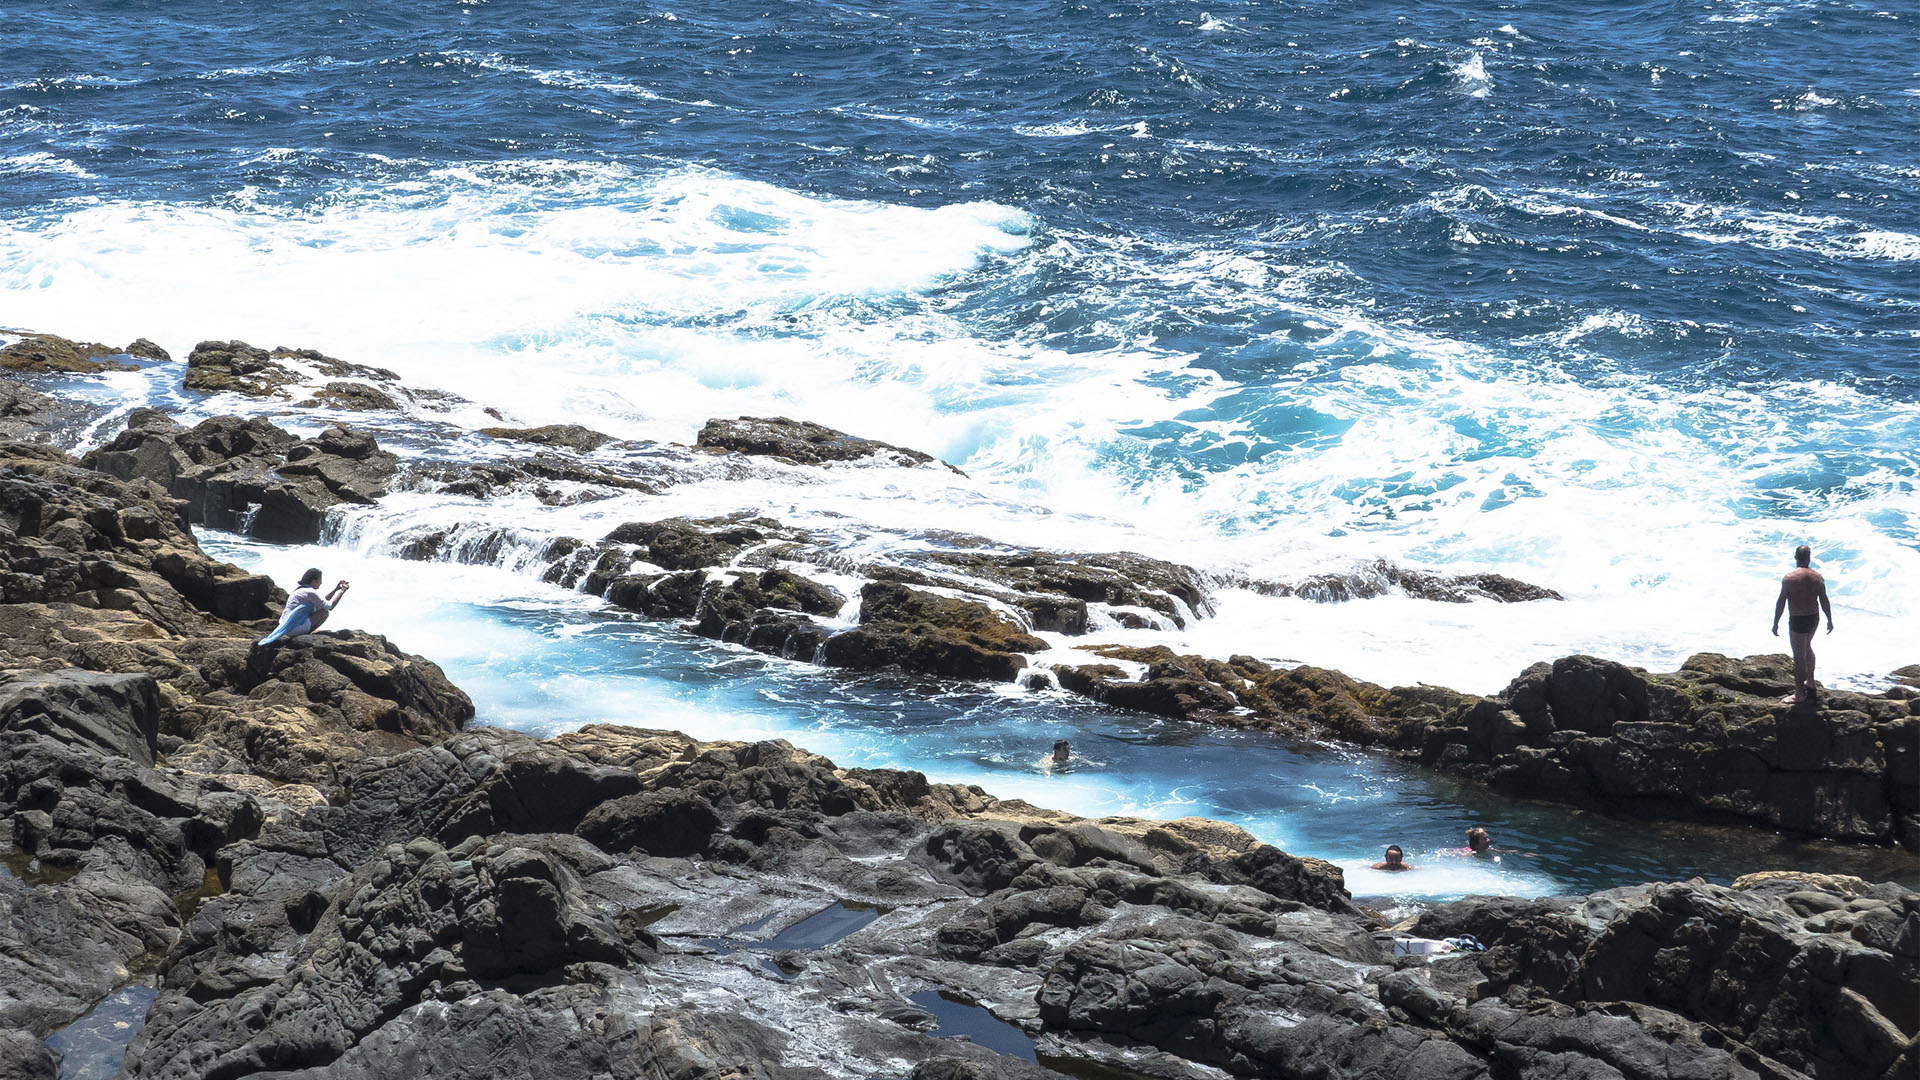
[[1817, 579, 1832, 632], [1772, 582, 1787, 635]]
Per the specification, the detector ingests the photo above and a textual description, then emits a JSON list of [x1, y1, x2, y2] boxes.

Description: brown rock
[[478, 424, 615, 453], [0, 333, 131, 374], [697, 415, 955, 470]]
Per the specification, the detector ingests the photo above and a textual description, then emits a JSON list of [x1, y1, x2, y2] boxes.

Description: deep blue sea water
[[6, 1, 1918, 894]]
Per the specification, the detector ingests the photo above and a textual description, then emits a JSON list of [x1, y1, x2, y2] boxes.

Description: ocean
[[5, 0, 1917, 896]]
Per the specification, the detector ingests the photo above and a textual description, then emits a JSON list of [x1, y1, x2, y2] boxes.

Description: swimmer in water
[[1038, 739, 1071, 771], [1453, 827, 1532, 861], [1371, 845, 1414, 872]]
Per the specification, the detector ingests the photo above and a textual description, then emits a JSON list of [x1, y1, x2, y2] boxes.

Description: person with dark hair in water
[[1038, 738, 1071, 770], [1464, 827, 1493, 856], [257, 567, 351, 645], [1372, 845, 1414, 872], [1771, 544, 1833, 704]]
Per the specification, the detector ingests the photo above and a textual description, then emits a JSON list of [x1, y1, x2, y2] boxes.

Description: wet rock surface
[[182, 340, 407, 402], [85, 410, 399, 543], [479, 423, 618, 453], [698, 415, 955, 470], [1243, 557, 1565, 604]]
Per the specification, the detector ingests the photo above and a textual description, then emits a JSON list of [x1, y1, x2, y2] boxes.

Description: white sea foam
[[4, 163, 1917, 696], [444, 50, 665, 101], [1453, 52, 1492, 98], [0, 152, 93, 179]]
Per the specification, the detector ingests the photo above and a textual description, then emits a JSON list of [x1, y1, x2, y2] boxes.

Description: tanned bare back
[[1771, 545, 1833, 704]]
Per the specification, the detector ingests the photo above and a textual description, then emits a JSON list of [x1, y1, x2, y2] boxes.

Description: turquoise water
[[205, 535, 1920, 901]]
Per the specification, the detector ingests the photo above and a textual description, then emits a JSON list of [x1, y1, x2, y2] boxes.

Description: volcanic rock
[[297, 380, 401, 412], [0, 332, 138, 375], [182, 340, 299, 397], [697, 416, 954, 470], [820, 582, 1047, 683], [85, 411, 397, 542], [1247, 558, 1564, 604], [1, 440, 468, 785], [1055, 644, 1920, 848], [480, 423, 617, 453]]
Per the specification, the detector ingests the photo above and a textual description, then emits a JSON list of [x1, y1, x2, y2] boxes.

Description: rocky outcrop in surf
[[62, 392, 1914, 851], [1056, 646, 1920, 849], [84, 410, 399, 543], [697, 415, 958, 470], [0, 332, 160, 375], [182, 339, 413, 406]]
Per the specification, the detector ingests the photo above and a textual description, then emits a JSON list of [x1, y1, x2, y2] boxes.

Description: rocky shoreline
[[7, 330, 1913, 851], [3, 330, 1918, 1077]]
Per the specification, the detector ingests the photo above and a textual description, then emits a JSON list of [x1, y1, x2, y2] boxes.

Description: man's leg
[[1789, 631, 1814, 700]]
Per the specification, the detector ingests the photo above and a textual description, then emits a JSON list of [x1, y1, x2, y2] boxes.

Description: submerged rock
[[1246, 557, 1564, 604]]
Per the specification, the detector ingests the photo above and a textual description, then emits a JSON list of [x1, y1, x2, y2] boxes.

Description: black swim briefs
[[1788, 613, 1819, 634]]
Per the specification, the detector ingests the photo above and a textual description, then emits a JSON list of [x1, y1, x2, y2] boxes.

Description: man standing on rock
[[1771, 545, 1833, 704]]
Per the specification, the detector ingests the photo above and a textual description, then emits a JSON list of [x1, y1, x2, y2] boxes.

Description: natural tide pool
[[202, 534, 1920, 901]]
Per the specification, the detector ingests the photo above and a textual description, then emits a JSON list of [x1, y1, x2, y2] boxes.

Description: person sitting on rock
[[1372, 845, 1414, 872], [257, 567, 350, 646], [1038, 739, 1071, 771]]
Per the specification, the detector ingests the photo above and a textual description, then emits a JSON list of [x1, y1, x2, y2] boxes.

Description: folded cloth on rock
[[1392, 936, 1454, 957]]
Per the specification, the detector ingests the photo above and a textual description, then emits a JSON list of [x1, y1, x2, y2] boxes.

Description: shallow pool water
[[203, 534, 1919, 900], [44, 982, 158, 1080]]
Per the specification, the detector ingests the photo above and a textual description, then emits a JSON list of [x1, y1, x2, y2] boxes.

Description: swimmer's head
[[1466, 827, 1491, 853], [1383, 845, 1404, 867]]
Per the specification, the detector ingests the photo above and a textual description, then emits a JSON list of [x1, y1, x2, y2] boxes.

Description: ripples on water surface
[[8, 2, 1918, 892]]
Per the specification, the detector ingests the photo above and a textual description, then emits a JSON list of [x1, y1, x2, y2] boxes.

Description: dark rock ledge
[[3, 424, 1919, 1080], [1056, 647, 1920, 850], [697, 415, 961, 471]]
